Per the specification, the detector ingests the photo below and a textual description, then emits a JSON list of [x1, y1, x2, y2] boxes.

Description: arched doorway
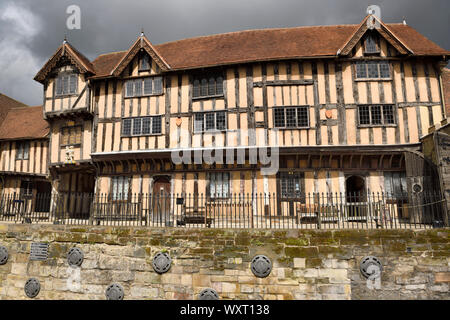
[[345, 175, 367, 219]]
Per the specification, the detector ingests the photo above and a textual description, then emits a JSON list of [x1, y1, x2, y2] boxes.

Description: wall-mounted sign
[[30, 243, 49, 261]]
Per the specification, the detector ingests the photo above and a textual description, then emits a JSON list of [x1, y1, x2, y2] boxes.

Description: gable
[[34, 42, 95, 83], [110, 35, 170, 77], [339, 15, 413, 56]]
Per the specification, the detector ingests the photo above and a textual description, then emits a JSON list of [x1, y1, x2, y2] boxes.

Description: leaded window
[[355, 62, 391, 79], [273, 107, 309, 128], [121, 116, 162, 136], [16, 141, 30, 160], [193, 74, 224, 98], [139, 54, 150, 71], [365, 34, 379, 54], [280, 172, 304, 199], [209, 172, 230, 199], [194, 111, 227, 133], [111, 176, 129, 201], [125, 77, 163, 97], [358, 105, 395, 126], [55, 74, 77, 96], [61, 125, 82, 145]]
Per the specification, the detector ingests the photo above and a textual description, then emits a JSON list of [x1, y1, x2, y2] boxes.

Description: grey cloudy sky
[[0, 0, 448, 106]]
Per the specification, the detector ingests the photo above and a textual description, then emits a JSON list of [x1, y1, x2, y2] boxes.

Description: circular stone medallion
[[0, 246, 8, 265], [251, 255, 272, 278], [152, 252, 172, 274], [359, 256, 383, 279], [24, 278, 40, 298], [198, 288, 219, 300], [105, 283, 124, 300], [67, 247, 84, 267]]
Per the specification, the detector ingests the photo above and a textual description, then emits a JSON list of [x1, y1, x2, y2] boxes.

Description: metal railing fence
[[0, 191, 447, 230]]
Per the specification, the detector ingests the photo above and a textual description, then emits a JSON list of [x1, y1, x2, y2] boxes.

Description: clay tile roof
[[387, 24, 450, 56], [0, 93, 28, 125], [443, 68, 450, 117], [88, 23, 450, 76], [90, 51, 127, 78], [0, 106, 49, 140]]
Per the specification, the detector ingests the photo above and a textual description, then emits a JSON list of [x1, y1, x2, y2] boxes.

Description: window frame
[[192, 73, 224, 100], [272, 106, 310, 129], [20, 180, 33, 198], [60, 125, 83, 147], [357, 104, 396, 127], [15, 141, 30, 160], [55, 73, 78, 97], [110, 176, 130, 202], [354, 61, 392, 81], [364, 34, 380, 55], [279, 172, 305, 202], [124, 76, 164, 98], [121, 116, 163, 137], [139, 53, 151, 72], [193, 111, 227, 133], [208, 172, 230, 200]]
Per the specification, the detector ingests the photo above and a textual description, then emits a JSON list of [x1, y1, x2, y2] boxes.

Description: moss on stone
[[284, 238, 309, 246], [285, 246, 318, 258]]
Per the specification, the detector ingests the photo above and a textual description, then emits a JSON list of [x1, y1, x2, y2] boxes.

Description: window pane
[[123, 177, 129, 200], [193, 80, 200, 98], [133, 118, 142, 135], [134, 79, 142, 96], [365, 35, 377, 53], [143, 78, 152, 95], [286, 108, 297, 127], [200, 79, 208, 96], [194, 113, 204, 132], [75, 126, 82, 144], [122, 119, 132, 135], [223, 173, 229, 198], [274, 108, 285, 127], [140, 54, 150, 70], [297, 107, 309, 127], [142, 117, 151, 134], [371, 105, 382, 125], [359, 106, 370, 125], [356, 62, 367, 79], [56, 77, 63, 95], [153, 77, 163, 94], [126, 81, 134, 97], [208, 78, 215, 96], [367, 62, 379, 78], [383, 105, 395, 124], [152, 116, 162, 134], [379, 62, 390, 78], [210, 173, 216, 198], [62, 76, 69, 94], [216, 112, 226, 130], [205, 113, 215, 131], [17, 143, 23, 159], [216, 173, 223, 197], [216, 77, 223, 95], [69, 75, 77, 94]]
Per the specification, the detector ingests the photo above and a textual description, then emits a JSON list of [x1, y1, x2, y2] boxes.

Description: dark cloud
[[0, 0, 448, 105]]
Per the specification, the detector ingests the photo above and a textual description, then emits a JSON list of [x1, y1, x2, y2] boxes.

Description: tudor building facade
[[33, 14, 449, 218]]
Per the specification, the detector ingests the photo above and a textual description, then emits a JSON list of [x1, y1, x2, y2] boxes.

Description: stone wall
[[0, 224, 449, 300]]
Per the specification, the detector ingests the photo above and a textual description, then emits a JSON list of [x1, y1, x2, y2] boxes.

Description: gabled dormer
[[109, 33, 170, 100], [34, 39, 95, 119]]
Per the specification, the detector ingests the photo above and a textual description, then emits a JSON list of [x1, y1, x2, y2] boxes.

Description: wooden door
[[152, 177, 171, 223]]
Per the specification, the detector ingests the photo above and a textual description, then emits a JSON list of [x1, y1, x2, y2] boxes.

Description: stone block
[[294, 258, 306, 269]]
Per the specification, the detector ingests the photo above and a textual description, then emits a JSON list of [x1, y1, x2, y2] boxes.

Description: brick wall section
[[0, 224, 448, 300]]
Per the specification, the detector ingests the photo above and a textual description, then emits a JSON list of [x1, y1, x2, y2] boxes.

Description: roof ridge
[[154, 24, 360, 47]]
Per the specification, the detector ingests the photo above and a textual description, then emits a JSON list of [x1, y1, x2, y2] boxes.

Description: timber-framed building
[[31, 14, 450, 219]]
